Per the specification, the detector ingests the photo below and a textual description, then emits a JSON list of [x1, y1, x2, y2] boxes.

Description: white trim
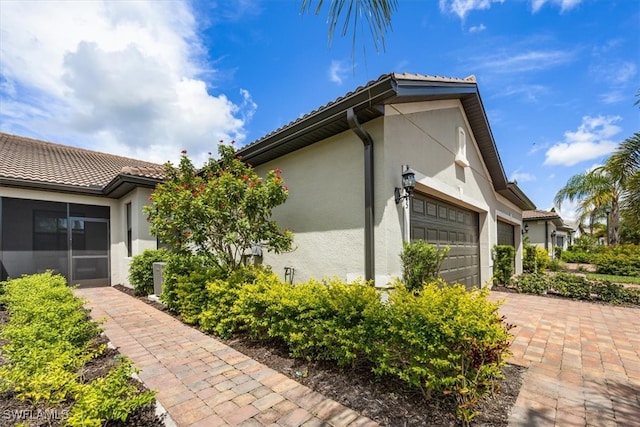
[[496, 210, 522, 226], [413, 173, 490, 213], [454, 126, 470, 168]]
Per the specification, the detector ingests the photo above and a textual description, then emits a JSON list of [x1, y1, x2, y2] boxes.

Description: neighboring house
[[523, 210, 575, 256], [0, 133, 165, 286], [237, 73, 535, 287], [1, 72, 536, 289]]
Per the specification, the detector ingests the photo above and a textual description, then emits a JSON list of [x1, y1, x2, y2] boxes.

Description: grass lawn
[[586, 273, 640, 284]]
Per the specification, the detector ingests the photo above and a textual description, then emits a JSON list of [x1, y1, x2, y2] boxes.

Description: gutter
[[347, 107, 375, 283]]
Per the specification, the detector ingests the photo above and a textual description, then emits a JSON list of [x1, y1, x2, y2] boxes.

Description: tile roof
[[522, 210, 562, 220], [0, 132, 165, 191], [242, 72, 477, 152]]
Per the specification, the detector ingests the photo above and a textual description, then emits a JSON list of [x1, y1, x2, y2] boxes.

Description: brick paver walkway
[[75, 287, 377, 427], [490, 291, 640, 427], [76, 287, 640, 427]]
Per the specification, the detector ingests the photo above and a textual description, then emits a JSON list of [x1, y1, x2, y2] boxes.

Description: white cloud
[[469, 24, 487, 33], [544, 116, 621, 166], [532, 0, 583, 13], [0, 0, 254, 164], [599, 90, 626, 105], [496, 84, 548, 101], [439, 0, 504, 20], [590, 61, 637, 85], [510, 169, 536, 183], [472, 50, 575, 73], [328, 60, 349, 84]]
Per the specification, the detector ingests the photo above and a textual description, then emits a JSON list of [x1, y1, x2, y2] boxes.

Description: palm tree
[[555, 133, 639, 246], [554, 167, 622, 245], [608, 132, 640, 236], [300, 0, 398, 53]]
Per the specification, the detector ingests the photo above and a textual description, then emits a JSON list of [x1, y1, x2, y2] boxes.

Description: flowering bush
[[144, 143, 293, 274]]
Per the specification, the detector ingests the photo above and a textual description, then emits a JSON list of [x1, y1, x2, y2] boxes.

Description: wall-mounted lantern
[[394, 166, 416, 204]]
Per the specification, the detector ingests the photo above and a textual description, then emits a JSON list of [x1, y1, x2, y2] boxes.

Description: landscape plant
[[164, 269, 512, 422], [400, 240, 449, 292], [144, 142, 293, 275], [0, 272, 155, 425], [128, 248, 169, 295], [594, 245, 640, 277], [509, 272, 640, 305], [492, 245, 515, 285]]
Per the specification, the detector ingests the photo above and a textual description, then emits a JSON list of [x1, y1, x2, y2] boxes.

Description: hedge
[[167, 267, 512, 423], [0, 272, 155, 425], [510, 272, 640, 305]]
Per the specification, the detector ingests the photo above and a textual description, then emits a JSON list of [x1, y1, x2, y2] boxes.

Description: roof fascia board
[[238, 76, 397, 163], [102, 174, 162, 198], [0, 177, 104, 196]]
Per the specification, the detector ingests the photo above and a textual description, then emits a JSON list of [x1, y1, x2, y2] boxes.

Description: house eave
[[499, 182, 536, 211], [102, 174, 162, 198], [237, 73, 511, 194], [0, 177, 104, 197], [0, 174, 162, 199]]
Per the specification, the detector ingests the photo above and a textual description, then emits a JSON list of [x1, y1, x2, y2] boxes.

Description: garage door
[[497, 220, 515, 246], [410, 193, 479, 288]]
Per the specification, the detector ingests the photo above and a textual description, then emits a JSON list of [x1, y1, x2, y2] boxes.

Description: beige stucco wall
[[116, 187, 156, 286], [0, 186, 156, 286], [525, 220, 567, 256], [254, 99, 525, 287], [380, 100, 525, 286], [254, 123, 383, 283]]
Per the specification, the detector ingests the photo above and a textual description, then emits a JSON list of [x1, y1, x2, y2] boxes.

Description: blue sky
[[1, 0, 638, 218]]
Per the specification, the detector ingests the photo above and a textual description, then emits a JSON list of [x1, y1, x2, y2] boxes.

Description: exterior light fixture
[[522, 224, 529, 235], [395, 166, 416, 204]]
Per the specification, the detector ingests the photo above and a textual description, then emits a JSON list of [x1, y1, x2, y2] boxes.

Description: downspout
[[347, 108, 375, 283], [544, 221, 549, 253]]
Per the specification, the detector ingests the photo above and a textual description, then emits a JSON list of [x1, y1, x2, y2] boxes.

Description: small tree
[[144, 143, 293, 275], [400, 241, 449, 292]]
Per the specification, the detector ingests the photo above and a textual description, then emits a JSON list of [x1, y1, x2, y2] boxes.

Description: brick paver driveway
[[491, 291, 640, 427]]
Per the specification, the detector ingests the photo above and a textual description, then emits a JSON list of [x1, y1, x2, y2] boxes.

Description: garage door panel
[[410, 193, 480, 287], [497, 221, 515, 247]]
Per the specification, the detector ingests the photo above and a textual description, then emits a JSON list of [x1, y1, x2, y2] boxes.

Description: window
[[126, 202, 132, 257], [455, 126, 470, 167]]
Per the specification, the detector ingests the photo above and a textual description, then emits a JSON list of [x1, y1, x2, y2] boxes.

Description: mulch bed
[[112, 285, 525, 426], [0, 306, 164, 427]]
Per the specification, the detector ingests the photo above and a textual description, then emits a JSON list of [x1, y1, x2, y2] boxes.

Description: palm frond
[[301, 0, 398, 52]]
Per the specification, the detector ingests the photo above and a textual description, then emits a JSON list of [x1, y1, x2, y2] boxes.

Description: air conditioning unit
[[152, 262, 167, 296]]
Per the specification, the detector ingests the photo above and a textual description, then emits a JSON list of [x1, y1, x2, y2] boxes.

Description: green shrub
[[548, 258, 563, 272], [492, 245, 515, 285], [0, 272, 154, 424], [561, 250, 596, 264], [554, 246, 563, 260], [373, 281, 511, 422], [549, 273, 592, 300], [572, 234, 600, 252], [535, 247, 550, 271], [400, 241, 449, 292], [595, 245, 640, 277], [159, 253, 208, 311], [523, 245, 537, 273], [128, 249, 169, 295], [198, 266, 264, 337], [173, 266, 224, 324], [510, 271, 639, 306], [67, 359, 155, 426], [512, 273, 549, 294]]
